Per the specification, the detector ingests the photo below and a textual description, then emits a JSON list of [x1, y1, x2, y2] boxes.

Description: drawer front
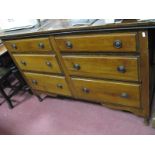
[[55, 33, 137, 52], [63, 55, 139, 81], [5, 38, 52, 52], [72, 78, 141, 108], [13, 54, 61, 74], [24, 72, 71, 96]]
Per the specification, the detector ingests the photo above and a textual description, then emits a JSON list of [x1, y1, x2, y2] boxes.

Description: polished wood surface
[[4, 38, 53, 52], [72, 77, 141, 108], [63, 55, 139, 81], [24, 72, 71, 96], [2, 22, 155, 122], [50, 36, 76, 97], [1, 20, 155, 40], [55, 33, 137, 52], [13, 54, 61, 74], [138, 31, 150, 119]]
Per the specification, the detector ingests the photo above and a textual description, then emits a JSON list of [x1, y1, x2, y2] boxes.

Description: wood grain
[[63, 55, 140, 81], [55, 33, 137, 52], [24, 72, 71, 96], [138, 31, 150, 118], [4, 37, 53, 52], [50, 36, 77, 97], [72, 77, 141, 108], [2, 28, 152, 120], [13, 54, 61, 74]]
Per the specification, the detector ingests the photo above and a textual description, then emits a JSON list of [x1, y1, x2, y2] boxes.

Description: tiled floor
[[0, 90, 155, 135]]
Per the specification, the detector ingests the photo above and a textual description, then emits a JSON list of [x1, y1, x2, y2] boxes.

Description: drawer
[[24, 72, 71, 96], [5, 38, 53, 52], [55, 33, 137, 52], [72, 78, 141, 108], [63, 55, 139, 81], [13, 54, 61, 74]]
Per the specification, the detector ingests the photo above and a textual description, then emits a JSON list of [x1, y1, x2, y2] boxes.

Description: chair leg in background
[[0, 86, 13, 109]]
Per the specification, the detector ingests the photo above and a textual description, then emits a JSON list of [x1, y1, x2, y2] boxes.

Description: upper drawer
[[63, 55, 139, 81], [72, 78, 141, 108], [13, 54, 61, 74], [55, 33, 137, 53], [24, 72, 71, 96], [4, 38, 53, 52]]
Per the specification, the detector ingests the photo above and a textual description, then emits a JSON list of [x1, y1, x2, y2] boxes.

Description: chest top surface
[[1, 20, 155, 40]]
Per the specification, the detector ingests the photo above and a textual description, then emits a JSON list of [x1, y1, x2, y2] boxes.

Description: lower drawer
[[24, 72, 71, 96], [72, 78, 141, 108]]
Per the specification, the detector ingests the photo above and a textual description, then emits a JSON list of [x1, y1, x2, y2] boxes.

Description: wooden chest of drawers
[[2, 25, 155, 123]]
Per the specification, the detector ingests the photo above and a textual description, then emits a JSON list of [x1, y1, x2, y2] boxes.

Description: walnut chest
[[1, 21, 155, 122]]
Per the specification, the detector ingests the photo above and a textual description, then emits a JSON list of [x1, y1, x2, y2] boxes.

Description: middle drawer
[[13, 54, 61, 74], [63, 55, 140, 81]]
